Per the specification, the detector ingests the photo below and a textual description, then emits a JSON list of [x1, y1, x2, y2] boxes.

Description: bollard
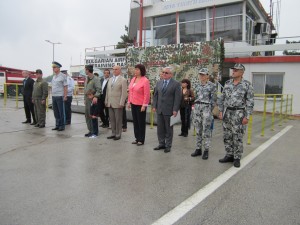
[[285, 94, 289, 122], [150, 90, 154, 129], [4, 83, 7, 107], [193, 126, 196, 136], [247, 115, 253, 145], [290, 94, 293, 119], [271, 95, 276, 131], [279, 95, 283, 126], [261, 95, 267, 136], [16, 84, 19, 108]]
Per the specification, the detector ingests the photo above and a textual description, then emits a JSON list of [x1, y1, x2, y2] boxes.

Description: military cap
[[85, 64, 93, 71], [52, 61, 62, 68], [231, 63, 245, 71], [36, 69, 43, 74], [199, 68, 209, 75], [61, 70, 68, 74]]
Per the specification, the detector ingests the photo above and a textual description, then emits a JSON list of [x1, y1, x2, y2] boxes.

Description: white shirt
[[102, 78, 109, 92], [67, 76, 75, 96]]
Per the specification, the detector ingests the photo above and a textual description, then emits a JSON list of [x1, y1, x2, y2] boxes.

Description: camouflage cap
[[199, 68, 209, 75], [231, 63, 245, 71]]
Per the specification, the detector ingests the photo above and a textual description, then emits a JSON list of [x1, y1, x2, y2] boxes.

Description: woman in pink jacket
[[127, 64, 150, 146]]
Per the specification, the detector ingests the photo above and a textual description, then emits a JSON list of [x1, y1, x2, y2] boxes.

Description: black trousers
[[91, 118, 99, 135], [23, 95, 35, 122], [131, 104, 146, 143], [123, 106, 127, 129], [180, 105, 191, 135], [99, 99, 109, 126], [65, 96, 72, 124]]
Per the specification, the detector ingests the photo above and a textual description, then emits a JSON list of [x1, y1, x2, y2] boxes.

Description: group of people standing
[[21, 62, 254, 168]]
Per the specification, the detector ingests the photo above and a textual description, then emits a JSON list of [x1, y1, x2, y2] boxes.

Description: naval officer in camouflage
[[218, 64, 254, 168], [84, 65, 101, 137], [191, 68, 217, 160], [32, 69, 48, 128]]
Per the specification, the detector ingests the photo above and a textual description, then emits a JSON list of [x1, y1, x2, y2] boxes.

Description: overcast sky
[[0, 0, 299, 75]]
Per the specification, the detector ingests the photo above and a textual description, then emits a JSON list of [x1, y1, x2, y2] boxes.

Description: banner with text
[[85, 57, 126, 69]]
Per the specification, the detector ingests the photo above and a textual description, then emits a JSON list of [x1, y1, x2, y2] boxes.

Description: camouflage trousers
[[222, 109, 246, 159], [193, 105, 213, 151]]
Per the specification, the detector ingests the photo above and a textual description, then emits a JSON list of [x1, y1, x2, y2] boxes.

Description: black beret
[[85, 64, 93, 71], [36, 69, 43, 74]]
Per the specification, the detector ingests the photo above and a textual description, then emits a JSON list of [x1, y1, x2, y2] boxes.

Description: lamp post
[[45, 40, 62, 61], [133, 0, 143, 47]]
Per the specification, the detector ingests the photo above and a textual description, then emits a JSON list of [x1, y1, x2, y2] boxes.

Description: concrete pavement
[[0, 98, 299, 225]]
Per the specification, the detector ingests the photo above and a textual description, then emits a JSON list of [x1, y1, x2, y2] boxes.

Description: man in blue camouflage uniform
[[218, 64, 254, 168], [191, 68, 217, 160]]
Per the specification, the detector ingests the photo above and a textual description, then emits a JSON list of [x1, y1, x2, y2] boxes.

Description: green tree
[[116, 25, 134, 49]]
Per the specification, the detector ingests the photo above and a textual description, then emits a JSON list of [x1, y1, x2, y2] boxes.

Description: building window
[[0, 72, 4, 77], [153, 24, 177, 45], [210, 15, 242, 41], [253, 73, 284, 95], [180, 21, 206, 43], [154, 14, 176, 26]]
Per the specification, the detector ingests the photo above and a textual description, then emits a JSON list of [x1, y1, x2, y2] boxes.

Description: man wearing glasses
[[218, 63, 254, 168], [152, 66, 181, 153]]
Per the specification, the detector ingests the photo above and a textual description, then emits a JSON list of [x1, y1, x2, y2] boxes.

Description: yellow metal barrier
[[247, 115, 253, 145], [4, 83, 7, 106], [3, 83, 21, 108], [150, 90, 154, 129], [261, 95, 267, 136]]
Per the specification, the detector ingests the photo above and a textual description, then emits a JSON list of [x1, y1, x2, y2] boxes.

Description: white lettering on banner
[[162, 0, 214, 11], [85, 57, 127, 69]]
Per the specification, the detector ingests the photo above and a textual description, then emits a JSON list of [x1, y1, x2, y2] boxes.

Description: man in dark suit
[[152, 66, 182, 153], [99, 69, 110, 128], [22, 70, 36, 125]]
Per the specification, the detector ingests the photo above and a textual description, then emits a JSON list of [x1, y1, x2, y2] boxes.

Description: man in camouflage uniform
[[218, 64, 254, 168], [84, 65, 102, 137], [32, 69, 48, 128], [191, 68, 217, 160]]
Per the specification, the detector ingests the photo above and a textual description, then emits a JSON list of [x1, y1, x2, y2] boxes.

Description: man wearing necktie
[[152, 66, 181, 153], [105, 65, 128, 140], [22, 70, 36, 125]]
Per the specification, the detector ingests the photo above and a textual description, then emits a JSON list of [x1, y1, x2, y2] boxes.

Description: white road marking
[[151, 125, 293, 225]]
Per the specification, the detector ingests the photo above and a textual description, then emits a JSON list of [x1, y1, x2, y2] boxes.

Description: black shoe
[[102, 124, 109, 128], [233, 159, 240, 168], [183, 134, 188, 137], [202, 151, 209, 160], [137, 142, 144, 146], [164, 148, 171, 153], [52, 127, 59, 130], [34, 124, 40, 127], [113, 137, 121, 141], [58, 128, 65, 131], [178, 133, 184, 136], [22, 120, 31, 124], [39, 125, 45, 128], [66, 122, 71, 125], [107, 136, 116, 139], [219, 155, 234, 163], [153, 146, 166, 150], [132, 141, 138, 144], [85, 132, 92, 137], [191, 149, 202, 157], [30, 122, 37, 125]]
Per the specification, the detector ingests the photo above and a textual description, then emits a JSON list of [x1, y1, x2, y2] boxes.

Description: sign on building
[[85, 57, 127, 69]]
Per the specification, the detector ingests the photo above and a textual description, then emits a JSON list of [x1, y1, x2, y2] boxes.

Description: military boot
[[233, 159, 240, 168], [191, 149, 202, 157], [219, 155, 234, 163], [202, 151, 209, 160]]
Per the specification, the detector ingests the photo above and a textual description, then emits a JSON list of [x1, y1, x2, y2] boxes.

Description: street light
[[133, 0, 143, 47], [45, 40, 62, 61]]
